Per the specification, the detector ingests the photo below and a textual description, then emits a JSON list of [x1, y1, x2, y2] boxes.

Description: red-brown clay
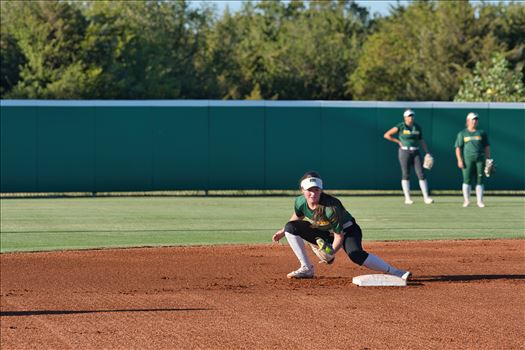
[[1, 239, 523, 349]]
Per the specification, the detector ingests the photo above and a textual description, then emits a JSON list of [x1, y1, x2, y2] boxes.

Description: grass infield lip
[[2, 238, 523, 255]]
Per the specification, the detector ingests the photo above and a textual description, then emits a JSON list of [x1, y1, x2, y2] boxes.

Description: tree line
[[1, 0, 524, 101]]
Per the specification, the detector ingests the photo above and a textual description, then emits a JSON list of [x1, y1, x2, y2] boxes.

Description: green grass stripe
[[1, 196, 523, 253]]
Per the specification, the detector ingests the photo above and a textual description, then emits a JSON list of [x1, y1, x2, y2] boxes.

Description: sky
[[191, 1, 512, 17], [191, 0, 404, 16]]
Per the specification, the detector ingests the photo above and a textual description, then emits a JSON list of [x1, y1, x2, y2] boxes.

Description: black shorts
[[284, 220, 368, 264]]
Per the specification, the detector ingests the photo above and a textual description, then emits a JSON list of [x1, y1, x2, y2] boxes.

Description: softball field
[[1, 239, 523, 349]]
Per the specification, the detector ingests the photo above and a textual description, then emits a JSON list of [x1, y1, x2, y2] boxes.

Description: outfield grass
[[1, 196, 523, 253]]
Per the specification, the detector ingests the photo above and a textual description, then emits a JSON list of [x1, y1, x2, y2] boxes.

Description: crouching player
[[272, 171, 411, 280]]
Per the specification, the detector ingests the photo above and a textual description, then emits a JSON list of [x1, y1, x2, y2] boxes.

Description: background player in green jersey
[[455, 112, 491, 208], [384, 109, 433, 205], [272, 171, 411, 280]]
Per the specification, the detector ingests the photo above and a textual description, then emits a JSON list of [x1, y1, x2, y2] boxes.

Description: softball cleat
[[286, 265, 314, 279]]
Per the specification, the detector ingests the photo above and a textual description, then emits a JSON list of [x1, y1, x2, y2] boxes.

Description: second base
[[352, 274, 407, 287]]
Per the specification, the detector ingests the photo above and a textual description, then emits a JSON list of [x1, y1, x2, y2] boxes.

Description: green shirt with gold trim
[[294, 193, 354, 233], [395, 122, 423, 148], [454, 129, 489, 159]]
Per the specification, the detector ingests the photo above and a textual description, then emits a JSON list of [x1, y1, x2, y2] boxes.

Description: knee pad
[[348, 250, 368, 265], [284, 221, 302, 235]]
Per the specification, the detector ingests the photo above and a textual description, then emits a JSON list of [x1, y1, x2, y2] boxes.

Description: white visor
[[466, 112, 479, 120], [403, 109, 415, 117], [301, 177, 323, 190]]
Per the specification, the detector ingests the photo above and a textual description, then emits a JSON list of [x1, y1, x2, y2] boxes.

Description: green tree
[[236, 0, 288, 99], [207, 4, 255, 99], [348, 0, 505, 101], [0, 2, 24, 97], [1, 0, 215, 99], [1, 0, 522, 100], [274, 0, 370, 99], [476, 2, 525, 83], [0, 32, 25, 98], [455, 53, 525, 102], [209, 0, 371, 100], [81, 1, 214, 98], [2, 1, 96, 98]]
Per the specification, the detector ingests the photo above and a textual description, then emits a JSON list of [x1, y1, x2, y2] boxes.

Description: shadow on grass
[[0, 307, 211, 317]]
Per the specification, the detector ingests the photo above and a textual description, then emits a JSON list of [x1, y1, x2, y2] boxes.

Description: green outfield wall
[[1, 100, 523, 192]]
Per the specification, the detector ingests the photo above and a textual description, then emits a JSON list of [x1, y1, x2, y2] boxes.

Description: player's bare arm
[[455, 147, 464, 168], [331, 231, 345, 253], [384, 127, 402, 146], [419, 139, 430, 154]]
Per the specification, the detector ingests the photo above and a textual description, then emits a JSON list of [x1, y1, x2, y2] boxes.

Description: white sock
[[401, 180, 411, 201], [476, 185, 484, 203], [285, 232, 312, 268], [362, 253, 404, 277], [462, 184, 471, 202], [419, 179, 430, 199]]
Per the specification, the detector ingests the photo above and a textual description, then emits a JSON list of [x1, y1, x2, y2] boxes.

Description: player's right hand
[[272, 230, 285, 243]]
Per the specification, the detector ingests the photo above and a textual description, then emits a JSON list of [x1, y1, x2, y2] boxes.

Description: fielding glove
[[484, 158, 495, 177], [423, 153, 434, 170], [310, 237, 335, 264]]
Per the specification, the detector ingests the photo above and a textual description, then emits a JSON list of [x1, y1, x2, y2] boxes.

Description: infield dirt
[[1, 239, 524, 349]]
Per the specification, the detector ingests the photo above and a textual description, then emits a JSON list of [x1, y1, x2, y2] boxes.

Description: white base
[[352, 274, 407, 287]]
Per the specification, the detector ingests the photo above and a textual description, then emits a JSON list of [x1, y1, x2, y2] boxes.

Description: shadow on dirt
[[0, 308, 211, 317], [413, 274, 525, 283]]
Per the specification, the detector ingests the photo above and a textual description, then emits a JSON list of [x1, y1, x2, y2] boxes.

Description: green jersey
[[395, 122, 423, 148], [294, 193, 354, 233], [455, 129, 489, 159]]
